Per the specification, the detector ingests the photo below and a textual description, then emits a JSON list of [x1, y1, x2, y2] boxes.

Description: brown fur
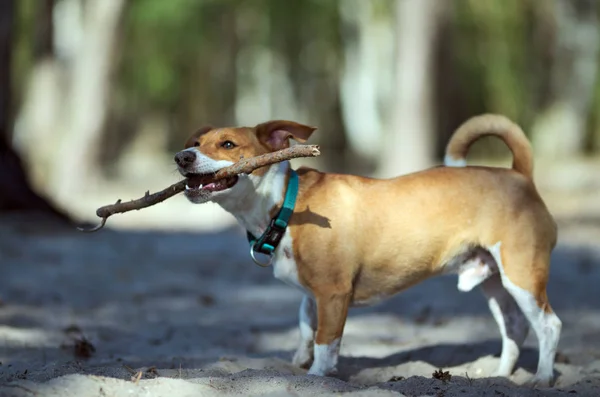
[[445, 113, 534, 179]]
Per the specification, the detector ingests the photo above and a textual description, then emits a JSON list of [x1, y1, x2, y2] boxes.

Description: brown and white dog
[[174, 114, 561, 388]]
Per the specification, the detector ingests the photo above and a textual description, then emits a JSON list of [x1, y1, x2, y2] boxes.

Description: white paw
[[307, 339, 340, 377], [307, 364, 337, 377]]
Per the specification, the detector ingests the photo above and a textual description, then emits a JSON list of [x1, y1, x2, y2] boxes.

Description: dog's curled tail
[[444, 114, 533, 179]]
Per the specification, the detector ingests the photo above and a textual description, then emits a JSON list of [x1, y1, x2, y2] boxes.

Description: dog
[[174, 114, 561, 388]]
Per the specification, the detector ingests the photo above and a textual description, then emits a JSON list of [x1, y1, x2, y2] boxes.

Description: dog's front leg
[[307, 290, 351, 376], [292, 295, 317, 368]]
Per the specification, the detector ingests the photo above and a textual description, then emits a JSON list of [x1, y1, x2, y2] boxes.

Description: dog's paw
[[292, 348, 314, 369], [522, 374, 553, 388], [307, 363, 338, 377]]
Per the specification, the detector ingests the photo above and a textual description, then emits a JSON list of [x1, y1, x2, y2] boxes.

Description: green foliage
[[119, 0, 206, 109], [588, 66, 600, 152], [12, 0, 36, 108], [453, 0, 533, 125], [588, 3, 600, 153]]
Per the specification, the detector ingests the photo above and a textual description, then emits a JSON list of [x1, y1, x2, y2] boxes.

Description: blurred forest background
[[1, 0, 599, 230]]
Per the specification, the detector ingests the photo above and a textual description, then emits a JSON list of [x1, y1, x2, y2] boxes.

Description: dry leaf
[[432, 368, 451, 382]]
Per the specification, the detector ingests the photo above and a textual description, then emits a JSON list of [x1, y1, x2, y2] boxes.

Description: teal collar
[[247, 169, 299, 267]]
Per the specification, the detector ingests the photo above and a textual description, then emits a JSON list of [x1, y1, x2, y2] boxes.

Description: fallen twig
[[78, 144, 320, 232], [465, 371, 473, 386], [132, 371, 143, 384]]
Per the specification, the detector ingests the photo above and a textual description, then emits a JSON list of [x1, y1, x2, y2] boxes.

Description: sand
[[1, 208, 599, 397]]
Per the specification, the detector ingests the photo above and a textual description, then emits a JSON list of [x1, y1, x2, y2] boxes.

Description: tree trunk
[[0, 0, 68, 220], [48, 0, 125, 204], [378, 0, 443, 177], [338, 0, 394, 168], [12, 0, 61, 190], [531, 0, 600, 158]]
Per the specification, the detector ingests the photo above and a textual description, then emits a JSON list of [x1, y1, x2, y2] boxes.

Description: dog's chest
[[272, 232, 307, 294]]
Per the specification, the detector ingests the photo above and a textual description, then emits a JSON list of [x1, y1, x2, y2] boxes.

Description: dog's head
[[175, 120, 316, 204]]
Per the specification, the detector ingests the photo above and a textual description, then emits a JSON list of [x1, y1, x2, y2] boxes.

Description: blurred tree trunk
[[379, 0, 443, 177], [531, 0, 599, 158], [338, 0, 393, 171], [49, 0, 125, 204], [12, 0, 60, 189], [0, 0, 68, 219]]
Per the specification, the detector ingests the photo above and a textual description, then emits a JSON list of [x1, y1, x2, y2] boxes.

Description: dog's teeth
[[185, 184, 191, 190], [199, 184, 203, 189]]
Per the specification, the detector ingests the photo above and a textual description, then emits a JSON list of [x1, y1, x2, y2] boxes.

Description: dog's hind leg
[[488, 243, 562, 388], [480, 273, 529, 377]]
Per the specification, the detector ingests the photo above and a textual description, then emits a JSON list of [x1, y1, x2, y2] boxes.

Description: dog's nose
[[174, 151, 196, 168]]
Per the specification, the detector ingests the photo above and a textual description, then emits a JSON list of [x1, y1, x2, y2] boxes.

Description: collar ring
[[250, 246, 273, 267]]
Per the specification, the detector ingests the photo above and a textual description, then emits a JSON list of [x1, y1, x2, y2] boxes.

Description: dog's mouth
[[184, 173, 239, 194]]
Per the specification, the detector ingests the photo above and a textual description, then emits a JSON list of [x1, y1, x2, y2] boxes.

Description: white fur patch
[[443, 154, 467, 167], [307, 338, 340, 376], [204, 158, 308, 294], [441, 249, 495, 292], [185, 147, 234, 174], [191, 152, 305, 292], [457, 259, 493, 292], [272, 232, 306, 294], [213, 161, 289, 237]]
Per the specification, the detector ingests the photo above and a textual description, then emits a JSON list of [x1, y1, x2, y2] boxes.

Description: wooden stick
[[77, 145, 320, 232]]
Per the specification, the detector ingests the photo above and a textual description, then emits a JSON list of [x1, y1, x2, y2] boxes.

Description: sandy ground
[[1, 183, 600, 396]]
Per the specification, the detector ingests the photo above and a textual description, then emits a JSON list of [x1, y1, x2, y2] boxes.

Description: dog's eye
[[193, 141, 200, 147], [221, 141, 236, 149]]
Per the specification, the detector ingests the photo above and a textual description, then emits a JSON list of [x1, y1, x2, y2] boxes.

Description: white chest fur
[[272, 231, 307, 294], [213, 161, 306, 293]]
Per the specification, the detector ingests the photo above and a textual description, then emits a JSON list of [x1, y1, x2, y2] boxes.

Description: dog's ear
[[184, 125, 213, 148], [255, 120, 317, 150]]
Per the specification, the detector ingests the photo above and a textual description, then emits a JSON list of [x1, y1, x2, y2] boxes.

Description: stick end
[[76, 217, 107, 233]]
